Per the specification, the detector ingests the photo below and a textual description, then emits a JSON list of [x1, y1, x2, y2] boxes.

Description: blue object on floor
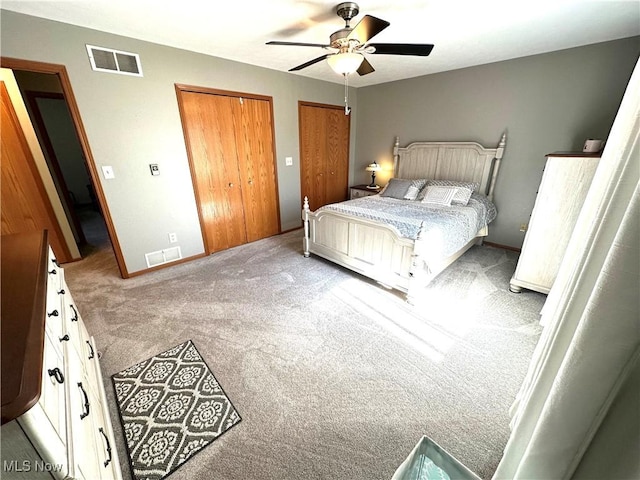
[[391, 436, 481, 480]]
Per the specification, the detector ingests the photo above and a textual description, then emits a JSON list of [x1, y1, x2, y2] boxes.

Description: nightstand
[[350, 184, 380, 199]]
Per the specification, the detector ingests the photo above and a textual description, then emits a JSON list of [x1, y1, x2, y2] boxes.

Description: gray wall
[[355, 37, 639, 248], [1, 10, 357, 273], [2, 10, 638, 267]]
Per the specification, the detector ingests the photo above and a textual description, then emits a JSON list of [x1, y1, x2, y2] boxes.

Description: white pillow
[[420, 186, 456, 206], [403, 185, 421, 200], [449, 186, 473, 205]]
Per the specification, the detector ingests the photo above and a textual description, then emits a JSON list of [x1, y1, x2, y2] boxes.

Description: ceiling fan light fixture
[[327, 52, 364, 75]]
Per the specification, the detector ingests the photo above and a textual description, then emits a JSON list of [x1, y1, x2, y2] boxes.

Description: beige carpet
[[63, 228, 545, 480]]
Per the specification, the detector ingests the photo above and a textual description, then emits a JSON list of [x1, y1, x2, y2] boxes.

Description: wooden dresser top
[[1, 231, 48, 424]]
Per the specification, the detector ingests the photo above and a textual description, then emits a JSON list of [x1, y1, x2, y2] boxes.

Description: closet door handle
[[48, 368, 64, 384], [78, 382, 90, 419], [57, 289, 65, 295], [228, 182, 234, 187], [99, 428, 112, 467], [47, 310, 59, 318]]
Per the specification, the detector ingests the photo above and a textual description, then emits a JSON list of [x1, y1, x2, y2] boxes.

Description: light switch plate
[[102, 165, 115, 179], [285, 156, 293, 166], [150, 164, 160, 176]]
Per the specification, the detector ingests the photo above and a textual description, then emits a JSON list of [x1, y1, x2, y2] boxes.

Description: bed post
[[406, 221, 427, 305], [392, 136, 400, 175], [302, 196, 311, 257], [487, 132, 507, 202]]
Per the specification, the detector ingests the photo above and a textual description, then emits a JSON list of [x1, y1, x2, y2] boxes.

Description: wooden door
[[233, 97, 280, 242], [299, 102, 350, 211], [325, 107, 350, 205], [179, 91, 246, 253], [1, 81, 72, 262]]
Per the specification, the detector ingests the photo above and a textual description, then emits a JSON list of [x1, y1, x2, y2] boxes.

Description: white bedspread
[[318, 193, 497, 258]]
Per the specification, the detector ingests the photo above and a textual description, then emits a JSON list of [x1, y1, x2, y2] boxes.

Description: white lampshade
[[327, 52, 364, 75], [365, 162, 381, 172]]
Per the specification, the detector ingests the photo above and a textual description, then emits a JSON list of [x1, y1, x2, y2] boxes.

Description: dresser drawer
[[40, 330, 67, 446], [68, 347, 114, 480], [45, 274, 65, 350]]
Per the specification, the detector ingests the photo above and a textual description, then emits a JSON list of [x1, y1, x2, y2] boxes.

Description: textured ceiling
[[2, 0, 639, 87]]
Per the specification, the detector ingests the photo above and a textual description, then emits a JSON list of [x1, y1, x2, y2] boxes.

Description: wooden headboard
[[392, 132, 507, 201]]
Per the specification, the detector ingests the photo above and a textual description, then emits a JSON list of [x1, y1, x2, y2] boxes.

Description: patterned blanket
[[318, 193, 497, 258]]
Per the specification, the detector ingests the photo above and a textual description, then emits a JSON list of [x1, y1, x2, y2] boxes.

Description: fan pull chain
[[343, 73, 351, 115]]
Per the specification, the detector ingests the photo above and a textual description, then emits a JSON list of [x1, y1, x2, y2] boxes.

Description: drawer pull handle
[[48, 269, 57, 275], [59, 334, 70, 342], [48, 368, 64, 384], [51, 258, 60, 267], [57, 289, 65, 295], [99, 427, 112, 467], [47, 310, 59, 318], [70, 304, 78, 322], [87, 341, 95, 360], [78, 382, 90, 419]]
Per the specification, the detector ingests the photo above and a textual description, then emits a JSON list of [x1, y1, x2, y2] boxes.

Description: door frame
[[174, 84, 280, 253], [23, 90, 87, 245], [1, 57, 128, 278]]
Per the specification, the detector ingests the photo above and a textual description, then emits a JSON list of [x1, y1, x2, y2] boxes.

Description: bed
[[301, 133, 507, 302]]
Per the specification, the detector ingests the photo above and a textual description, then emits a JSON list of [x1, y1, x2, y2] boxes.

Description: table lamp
[[365, 162, 381, 189]]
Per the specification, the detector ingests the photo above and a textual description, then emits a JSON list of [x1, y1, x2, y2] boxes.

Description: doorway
[[1, 58, 126, 276]]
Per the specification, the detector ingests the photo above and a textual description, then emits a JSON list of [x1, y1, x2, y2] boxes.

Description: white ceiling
[[2, 0, 639, 87]]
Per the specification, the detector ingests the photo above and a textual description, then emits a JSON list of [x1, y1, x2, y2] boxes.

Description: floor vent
[[145, 246, 182, 268], [86, 45, 143, 77]]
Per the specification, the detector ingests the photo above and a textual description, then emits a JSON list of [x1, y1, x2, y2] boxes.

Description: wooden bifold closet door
[[299, 102, 350, 211], [177, 87, 280, 254]]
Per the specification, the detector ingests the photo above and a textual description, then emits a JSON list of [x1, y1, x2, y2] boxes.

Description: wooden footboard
[[302, 198, 483, 302]]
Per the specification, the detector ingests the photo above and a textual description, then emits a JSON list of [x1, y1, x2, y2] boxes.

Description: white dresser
[[510, 152, 600, 294], [1, 231, 122, 480]]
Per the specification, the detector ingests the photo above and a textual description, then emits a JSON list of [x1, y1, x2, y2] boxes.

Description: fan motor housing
[[336, 2, 359, 22], [330, 28, 352, 46]]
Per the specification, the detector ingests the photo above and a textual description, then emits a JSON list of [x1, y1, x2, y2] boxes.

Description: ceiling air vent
[[86, 45, 143, 77]]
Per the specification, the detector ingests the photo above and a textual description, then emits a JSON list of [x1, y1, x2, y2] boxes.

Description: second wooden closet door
[[299, 102, 350, 211], [179, 89, 279, 254]]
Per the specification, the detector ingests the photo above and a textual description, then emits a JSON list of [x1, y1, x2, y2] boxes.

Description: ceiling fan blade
[[347, 15, 390, 44], [368, 43, 434, 56], [267, 41, 330, 48], [357, 58, 375, 76], [289, 54, 330, 71]]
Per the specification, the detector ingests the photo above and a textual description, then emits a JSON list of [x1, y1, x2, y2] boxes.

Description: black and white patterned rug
[[112, 340, 241, 480]]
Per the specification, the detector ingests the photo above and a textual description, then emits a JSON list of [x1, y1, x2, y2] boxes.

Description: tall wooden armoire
[[177, 86, 281, 255], [510, 152, 600, 294], [299, 102, 350, 211]]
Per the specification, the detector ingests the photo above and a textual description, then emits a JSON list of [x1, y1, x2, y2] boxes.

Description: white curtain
[[493, 58, 640, 480]]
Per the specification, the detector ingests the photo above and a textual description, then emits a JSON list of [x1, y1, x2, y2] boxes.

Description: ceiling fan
[[266, 2, 434, 76]]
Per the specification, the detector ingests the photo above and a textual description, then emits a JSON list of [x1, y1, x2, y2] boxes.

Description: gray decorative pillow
[[426, 179, 480, 192], [380, 178, 413, 199]]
